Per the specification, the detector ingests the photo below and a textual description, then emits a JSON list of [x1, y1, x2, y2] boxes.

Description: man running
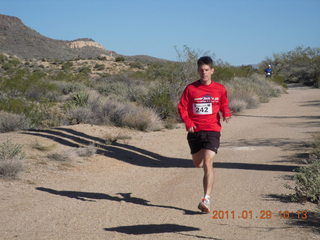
[[178, 56, 232, 213], [264, 64, 273, 78]]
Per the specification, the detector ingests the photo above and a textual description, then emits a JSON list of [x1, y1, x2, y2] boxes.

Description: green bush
[[61, 61, 73, 71], [72, 92, 89, 107], [94, 64, 105, 71], [309, 133, 320, 164], [0, 97, 34, 114], [292, 161, 320, 203], [289, 133, 320, 203], [115, 56, 125, 62], [144, 82, 177, 120], [55, 81, 85, 95]]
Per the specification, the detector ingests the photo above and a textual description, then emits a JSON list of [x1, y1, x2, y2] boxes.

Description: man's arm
[[178, 87, 195, 131], [220, 87, 232, 122]]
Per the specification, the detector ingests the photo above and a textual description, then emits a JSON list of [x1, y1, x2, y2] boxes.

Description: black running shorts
[[187, 131, 221, 154]]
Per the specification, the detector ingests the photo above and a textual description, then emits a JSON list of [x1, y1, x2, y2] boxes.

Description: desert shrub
[[260, 46, 320, 87], [55, 81, 85, 95], [47, 152, 70, 162], [94, 64, 105, 71], [96, 80, 129, 99], [51, 71, 89, 84], [292, 161, 320, 203], [95, 76, 148, 103], [76, 144, 96, 157], [115, 56, 125, 62], [1, 69, 58, 101], [308, 133, 320, 164], [129, 61, 144, 69], [86, 96, 163, 131], [25, 84, 59, 102], [32, 142, 56, 152], [120, 103, 163, 131], [0, 97, 34, 114], [25, 103, 65, 128], [143, 81, 177, 120], [67, 106, 93, 124], [72, 92, 89, 107], [61, 61, 73, 71], [78, 66, 91, 74], [289, 133, 320, 203], [0, 140, 25, 178], [228, 98, 249, 113], [215, 63, 257, 82], [225, 74, 284, 113], [0, 111, 31, 133]]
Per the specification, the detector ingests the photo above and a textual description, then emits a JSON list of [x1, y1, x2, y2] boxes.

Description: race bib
[[193, 103, 212, 115]]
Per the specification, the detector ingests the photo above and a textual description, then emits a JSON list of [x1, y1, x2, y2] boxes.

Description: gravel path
[[0, 86, 319, 240]]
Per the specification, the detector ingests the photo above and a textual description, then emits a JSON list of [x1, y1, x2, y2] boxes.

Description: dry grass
[[0, 140, 25, 178], [76, 144, 96, 157], [47, 151, 71, 162], [67, 94, 164, 131], [32, 141, 56, 152], [0, 111, 31, 133], [226, 74, 285, 113]]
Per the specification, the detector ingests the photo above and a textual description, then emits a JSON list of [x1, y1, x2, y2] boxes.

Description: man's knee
[[202, 150, 215, 169], [192, 156, 203, 168], [193, 161, 203, 168], [192, 149, 203, 167]]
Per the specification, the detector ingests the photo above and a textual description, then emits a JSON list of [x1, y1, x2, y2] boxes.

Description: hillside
[[0, 14, 167, 64], [0, 14, 111, 60]]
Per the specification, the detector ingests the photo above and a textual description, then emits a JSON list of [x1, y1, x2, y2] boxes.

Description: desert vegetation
[[288, 133, 320, 204], [259, 46, 320, 87], [0, 139, 25, 178], [2, 45, 318, 133]]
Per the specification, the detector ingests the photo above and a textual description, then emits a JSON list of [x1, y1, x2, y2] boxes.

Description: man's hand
[[223, 117, 231, 123], [187, 126, 197, 133]]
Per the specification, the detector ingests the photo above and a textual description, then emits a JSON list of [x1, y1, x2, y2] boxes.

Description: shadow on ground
[[288, 212, 320, 234], [263, 194, 320, 233], [36, 187, 203, 215], [23, 128, 299, 172], [104, 224, 221, 239]]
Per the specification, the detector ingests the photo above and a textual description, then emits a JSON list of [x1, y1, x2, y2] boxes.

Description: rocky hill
[[0, 14, 167, 63], [0, 14, 112, 60]]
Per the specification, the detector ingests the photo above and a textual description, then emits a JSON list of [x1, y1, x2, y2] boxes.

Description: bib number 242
[[193, 103, 212, 115]]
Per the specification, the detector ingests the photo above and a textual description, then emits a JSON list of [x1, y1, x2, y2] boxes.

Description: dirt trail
[[0, 87, 320, 240]]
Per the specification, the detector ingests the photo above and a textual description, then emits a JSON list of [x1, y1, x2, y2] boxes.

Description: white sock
[[204, 194, 210, 200]]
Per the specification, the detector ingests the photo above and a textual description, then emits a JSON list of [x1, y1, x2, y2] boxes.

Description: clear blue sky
[[1, 0, 320, 65]]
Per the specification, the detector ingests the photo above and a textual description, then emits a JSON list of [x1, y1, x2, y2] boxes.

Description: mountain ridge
[[0, 14, 111, 60]]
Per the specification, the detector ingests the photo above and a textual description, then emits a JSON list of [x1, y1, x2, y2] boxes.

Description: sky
[[1, 0, 320, 66]]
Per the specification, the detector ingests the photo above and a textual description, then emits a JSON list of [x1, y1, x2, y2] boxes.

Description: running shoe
[[198, 198, 210, 213]]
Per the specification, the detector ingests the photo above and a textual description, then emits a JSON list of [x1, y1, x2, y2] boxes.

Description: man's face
[[198, 64, 214, 83]]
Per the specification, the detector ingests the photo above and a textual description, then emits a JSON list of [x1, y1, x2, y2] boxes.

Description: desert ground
[[0, 86, 319, 240]]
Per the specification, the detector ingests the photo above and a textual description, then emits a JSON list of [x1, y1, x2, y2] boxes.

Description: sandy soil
[[0, 86, 319, 240]]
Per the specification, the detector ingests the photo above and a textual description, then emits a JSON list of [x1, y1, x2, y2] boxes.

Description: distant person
[[178, 56, 232, 213], [264, 64, 273, 78]]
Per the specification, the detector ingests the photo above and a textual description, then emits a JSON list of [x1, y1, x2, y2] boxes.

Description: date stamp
[[211, 210, 309, 220]]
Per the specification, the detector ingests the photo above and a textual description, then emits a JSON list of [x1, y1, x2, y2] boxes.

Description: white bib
[[193, 103, 212, 115]]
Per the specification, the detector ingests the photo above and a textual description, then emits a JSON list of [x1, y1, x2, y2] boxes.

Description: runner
[[264, 64, 273, 78], [178, 56, 232, 213]]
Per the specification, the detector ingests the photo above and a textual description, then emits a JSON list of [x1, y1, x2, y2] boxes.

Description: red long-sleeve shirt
[[178, 80, 232, 132]]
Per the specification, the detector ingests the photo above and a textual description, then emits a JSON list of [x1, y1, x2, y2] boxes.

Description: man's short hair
[[197, 56, 213, 68]]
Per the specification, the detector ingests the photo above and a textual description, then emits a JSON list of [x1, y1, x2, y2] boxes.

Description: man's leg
[[192, 149, 216, 196], [202, 149, 216, 196]]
